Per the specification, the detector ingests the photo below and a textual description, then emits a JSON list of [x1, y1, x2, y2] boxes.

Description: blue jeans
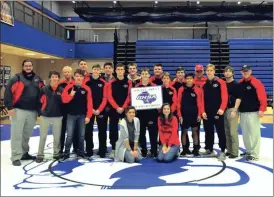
[[124, 150, 142, 163], [64, 114, 85, 156], [157, 145, 180, 163]]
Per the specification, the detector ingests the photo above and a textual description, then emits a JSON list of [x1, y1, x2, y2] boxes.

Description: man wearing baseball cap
[[238, 65, 267, 161], [194, 64, 207, 88]]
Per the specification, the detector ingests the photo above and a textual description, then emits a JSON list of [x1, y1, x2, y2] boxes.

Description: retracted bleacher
[[228, 38, 273, 106], [135, 39, 210, 76]]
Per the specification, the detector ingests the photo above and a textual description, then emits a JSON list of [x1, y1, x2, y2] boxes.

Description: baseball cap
[[241, 65, 251, 72], [195, 64, 204, 71]]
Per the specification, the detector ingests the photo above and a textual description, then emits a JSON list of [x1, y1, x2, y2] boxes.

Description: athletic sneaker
[[21, 153, 36, 160], [225, 152, 231, 156], [36, 157, 43, 163], [229, 154, 238, 159], [202, 150, 215, 157], [109, 150, 115, 159], [192, 149, 200, 157], [12, 160, 21, 166], [240, 152, 247, 156], [246, 156, 258, 161], [60, 154, 69, 161], [217, 152, 226, 161]]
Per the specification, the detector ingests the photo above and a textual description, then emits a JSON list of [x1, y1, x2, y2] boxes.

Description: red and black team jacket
[[108, 78, 132, 110], [238, 76, 267, 112], [86, 77, 108, 113], [201, 77, 228, 115], [171, 79, 186, 92], [177, 85, 203, 119], [58, 78, 74, 115], [162, 85, 177, 113], [61, 82, 93, 118], [40, 85, 63, 117], [4, 73, 44, 111], [150, 76, 163, 86], [194, 76, 207, 88]]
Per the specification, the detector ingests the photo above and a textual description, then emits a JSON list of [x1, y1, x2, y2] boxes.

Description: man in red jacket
[[61, 69, 93, 160], [238, 65, 267, 161], [4, 59, 44, 166], [202, 64, 228, 161]]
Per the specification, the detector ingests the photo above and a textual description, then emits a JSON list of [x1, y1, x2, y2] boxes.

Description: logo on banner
[[136, 91, 157, 104]]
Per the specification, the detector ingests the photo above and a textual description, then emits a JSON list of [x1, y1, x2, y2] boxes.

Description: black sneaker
[[229, 154, 238, 159], [61, 154, 69, 161], [78, 154, 87, 159], [246, 156, 258, 161], [180, 150, 187, 156], [53, 155, 60, 160], [225, 152, 231, 156], [192, 150, 200, 157], [12, 160, 21, 166], [240, 152, 247, 156], [21, 153, 36, 160], [36, 157, 43, 163], [185, 149, 192, 155], [141, 152, 147, 158]]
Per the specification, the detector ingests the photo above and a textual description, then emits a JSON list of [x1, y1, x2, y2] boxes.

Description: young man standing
[[238, 65, 267, 161], [171, 67, 186, 91], [223, 66, 241, 159], [36, 71, 63, 163], [194, 64, 207, 88], [78, 59, 91, 84], [85, 64, 108, 158], [162, 72, 177, 113], [127, 63, 141, 86], [61, 69, 93, 160], [202, 64, 228, 161], [150, 63, 164, 85], [135, 68, 159, 158], [4, 59, 44, 166], [108, 63, 132, 158], [58, 66, 76, 155]]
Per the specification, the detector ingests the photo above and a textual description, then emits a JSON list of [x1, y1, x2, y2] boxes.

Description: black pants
[[60, 113, 78, 154], [85, 112, 108, 156], [203, 114, 226, 152], [109, 108, 125, 150], [139, 116, 158, 156]]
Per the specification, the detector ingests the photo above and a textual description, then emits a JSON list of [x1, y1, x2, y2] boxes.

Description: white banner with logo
[[131, 86, 163, 110]]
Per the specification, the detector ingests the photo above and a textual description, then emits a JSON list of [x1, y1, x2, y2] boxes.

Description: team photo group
[[4, 59, 267, 166]]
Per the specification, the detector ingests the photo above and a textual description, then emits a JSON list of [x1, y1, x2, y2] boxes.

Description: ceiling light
[[25, 53, 36, 56], [155, 1, 158, 4], [42, 56, 50, 59], [197, 1, 200, 4], [237, 1, 241, 4], [113, 1, 117, 3], [72, 1, 75, 3]]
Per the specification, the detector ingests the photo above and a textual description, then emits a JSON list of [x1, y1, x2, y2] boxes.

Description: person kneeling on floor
[[115, 106, 142, 163], [157, 103, 180, 163]]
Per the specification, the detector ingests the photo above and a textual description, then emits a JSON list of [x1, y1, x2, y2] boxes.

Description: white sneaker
[[218, 152, 226, 161], [109, 150, 115, 158]]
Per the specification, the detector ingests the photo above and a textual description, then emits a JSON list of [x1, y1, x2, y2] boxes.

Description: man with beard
[[4, 59, 44, 166], [223, 66, 241, 159]]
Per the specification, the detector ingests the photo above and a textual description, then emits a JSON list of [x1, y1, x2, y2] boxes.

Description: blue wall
[[75, 43, 113, 59], [0, 21, 113, 59]]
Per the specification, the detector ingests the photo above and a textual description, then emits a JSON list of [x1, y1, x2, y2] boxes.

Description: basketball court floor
[[1, 108, 273, 196]]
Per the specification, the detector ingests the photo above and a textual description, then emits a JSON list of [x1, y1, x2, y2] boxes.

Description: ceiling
[[0, 44, 62, 59]]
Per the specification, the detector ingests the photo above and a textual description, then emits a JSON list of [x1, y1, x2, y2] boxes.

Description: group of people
[[4, 59, 267, 166]]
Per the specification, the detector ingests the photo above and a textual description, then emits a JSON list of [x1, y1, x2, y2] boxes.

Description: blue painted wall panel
[[1, 21, 113, 59], [75, 43, 113, 59]]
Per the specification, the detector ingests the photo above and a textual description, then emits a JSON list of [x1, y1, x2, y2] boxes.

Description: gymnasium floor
[[1, 108, 273, 196]]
